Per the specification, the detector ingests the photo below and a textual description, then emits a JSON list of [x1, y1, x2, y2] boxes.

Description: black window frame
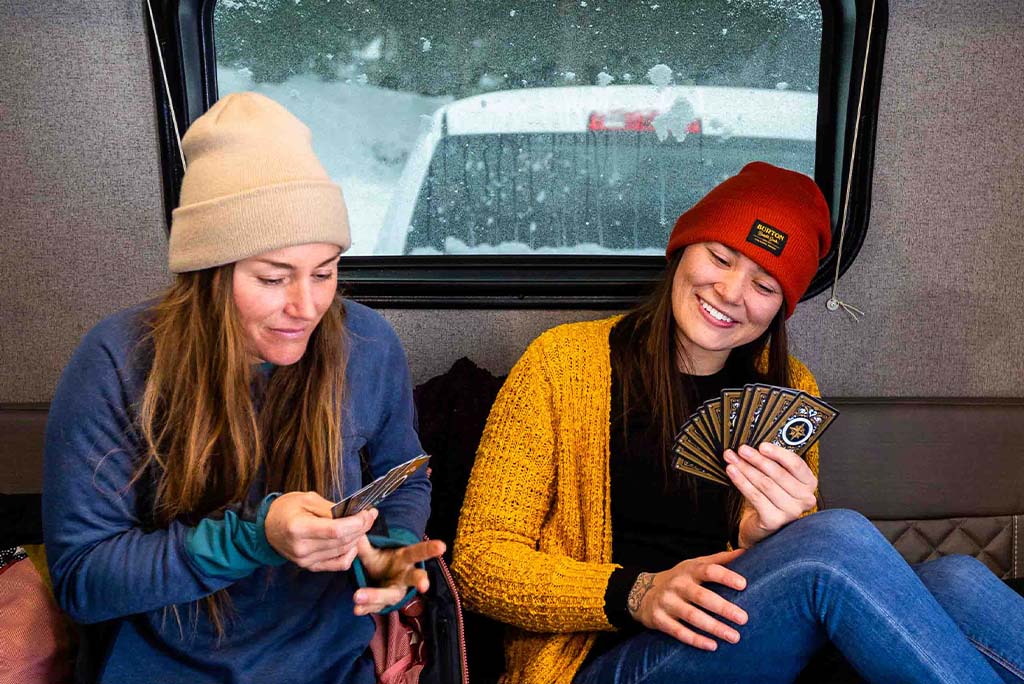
[[148, 0, 886, 310]]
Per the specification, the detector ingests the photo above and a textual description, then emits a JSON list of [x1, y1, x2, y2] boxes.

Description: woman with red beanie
[[453, 162, 1024, 683]]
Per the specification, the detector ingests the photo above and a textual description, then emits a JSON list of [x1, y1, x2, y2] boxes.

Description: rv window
[[212, 1, 822, 258]]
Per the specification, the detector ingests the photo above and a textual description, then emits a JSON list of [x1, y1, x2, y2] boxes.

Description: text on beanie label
[[746, 219, 788, 256]]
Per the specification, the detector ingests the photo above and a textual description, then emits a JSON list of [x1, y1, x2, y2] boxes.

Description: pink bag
[[0, 554, 72, 684], [369, 595, 427, 684]]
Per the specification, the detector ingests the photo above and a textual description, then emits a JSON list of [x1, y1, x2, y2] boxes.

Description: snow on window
[[214, 0, 822, 256]]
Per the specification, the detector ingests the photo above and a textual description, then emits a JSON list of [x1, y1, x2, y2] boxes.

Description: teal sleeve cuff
[[352, 527, 423, 614], [185, 493, 288, 580]]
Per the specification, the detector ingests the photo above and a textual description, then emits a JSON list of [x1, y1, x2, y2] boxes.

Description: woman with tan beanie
[[453, 162, 1024, 683], [42, 92, 442, 683]]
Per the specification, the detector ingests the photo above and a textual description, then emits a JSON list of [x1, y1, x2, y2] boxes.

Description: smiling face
[[671, 242, 785, 374], [232, 242, 341, 366]]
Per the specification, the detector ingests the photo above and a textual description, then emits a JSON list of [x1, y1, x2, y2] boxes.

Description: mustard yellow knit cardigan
[[451, 315, 821, 684]]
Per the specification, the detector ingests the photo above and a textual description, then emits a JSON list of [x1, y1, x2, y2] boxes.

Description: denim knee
[[915, 554, 994, 586], [787, 508, 892, 561], [801, 508, 882, 542]]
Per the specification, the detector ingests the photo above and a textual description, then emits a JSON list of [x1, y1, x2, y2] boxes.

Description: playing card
[[674, 385, 839, 488], [692, 403, 722, 456], [705, 398, 724, 454], [331, 454, 431, 518], [733, 384, 755, 449], [749, 387, 779, 444], [721, 388, 744, 451], [671, 452, 730, 486], [751, 388, 799, 446], [736, 384, 775, 448], [673, 420, 721, 475], [351, 455, 420, 514], [759, 394, 839, 456]]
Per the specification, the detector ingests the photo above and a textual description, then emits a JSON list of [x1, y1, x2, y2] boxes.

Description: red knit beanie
[[665, 162, 831, 318]]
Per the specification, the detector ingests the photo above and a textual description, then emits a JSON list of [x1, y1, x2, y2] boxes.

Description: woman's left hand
[[352, 537, 446, 615], [723, 442, 817, 547]]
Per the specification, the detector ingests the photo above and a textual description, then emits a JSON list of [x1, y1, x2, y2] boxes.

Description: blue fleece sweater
[[42, 300, 430, 684]]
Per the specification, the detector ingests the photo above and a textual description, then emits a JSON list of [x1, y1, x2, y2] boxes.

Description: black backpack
[[417, 555, 469, 684]]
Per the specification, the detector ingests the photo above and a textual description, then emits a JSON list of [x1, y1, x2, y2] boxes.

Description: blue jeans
[[574, 509, 1024, 684]]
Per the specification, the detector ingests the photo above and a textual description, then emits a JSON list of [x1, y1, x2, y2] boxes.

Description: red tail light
[[588, 110, 656, 132], [588, 111, 702, 135]]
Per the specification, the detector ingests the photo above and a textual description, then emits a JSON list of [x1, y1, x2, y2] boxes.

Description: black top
[[588, 320, 743, 662]]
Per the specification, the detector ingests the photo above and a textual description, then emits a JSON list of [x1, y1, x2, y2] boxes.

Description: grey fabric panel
[[819, 401, 1024, 518], [0, 408, 48, 494], [788, 0, 1024, 397], [0, 0, 169, 403], [2, 0, 1023, 407], [383, 309, 611, 385], [874, 516, 1021, 580]]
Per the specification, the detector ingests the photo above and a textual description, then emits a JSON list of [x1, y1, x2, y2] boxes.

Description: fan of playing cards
[[331, 454, 430, 518], [672, 385, 838, 486]]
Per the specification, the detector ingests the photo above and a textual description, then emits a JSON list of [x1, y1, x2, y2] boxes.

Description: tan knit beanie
[[168, 92, 350, 272]]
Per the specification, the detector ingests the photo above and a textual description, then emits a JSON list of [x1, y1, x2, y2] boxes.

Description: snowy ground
[[218, 67, 450, 256]]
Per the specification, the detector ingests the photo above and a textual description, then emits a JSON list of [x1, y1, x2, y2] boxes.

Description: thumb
[[303, 491, 338, 518]]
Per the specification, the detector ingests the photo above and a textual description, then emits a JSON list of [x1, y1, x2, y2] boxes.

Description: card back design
[[737, 384, 774, 447], [332, 454, 431, 518], [721, 389, 744, 450], [762, 395, 839, 456], [752, 388, 799, 446], [672, 453, 730, 486]]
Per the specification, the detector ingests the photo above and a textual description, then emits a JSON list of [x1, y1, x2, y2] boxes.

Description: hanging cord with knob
[[826, 0, 876, 322]]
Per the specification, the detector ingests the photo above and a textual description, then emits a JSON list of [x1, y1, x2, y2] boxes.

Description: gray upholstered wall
[[787, 0, 1024, 397], [2, 0, 1023, 408], [0, 0, 169, 404]]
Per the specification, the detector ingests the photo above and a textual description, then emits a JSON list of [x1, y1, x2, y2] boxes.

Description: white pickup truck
[[376, 85, 817, 255]]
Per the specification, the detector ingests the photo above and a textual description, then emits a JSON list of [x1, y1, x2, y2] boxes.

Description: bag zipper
[[433, 551, 470, 683]]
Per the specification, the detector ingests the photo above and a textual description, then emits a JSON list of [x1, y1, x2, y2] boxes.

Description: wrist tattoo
[[627, 572, 655, 617]]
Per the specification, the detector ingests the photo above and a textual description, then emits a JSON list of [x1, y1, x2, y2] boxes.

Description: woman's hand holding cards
[[724, 442, 818, 548], [353, 537, 446, 615], [627, 549, 749, 651], [265, 491, 378, 572]]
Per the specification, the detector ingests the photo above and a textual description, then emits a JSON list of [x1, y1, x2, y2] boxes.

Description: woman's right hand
[[264, 491, 377, 572], [627, 548, 749, 651]]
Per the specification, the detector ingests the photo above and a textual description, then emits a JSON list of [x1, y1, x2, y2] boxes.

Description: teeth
[[700, 299, 734, 323]]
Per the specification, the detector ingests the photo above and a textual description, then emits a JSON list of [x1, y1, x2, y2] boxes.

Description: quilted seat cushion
[[874, 515, 1022, 579]]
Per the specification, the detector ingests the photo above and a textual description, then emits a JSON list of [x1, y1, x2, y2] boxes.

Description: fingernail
[[726, 465, 738, 476], [707, 642, 718, 651], [723, 452, 736, 463]]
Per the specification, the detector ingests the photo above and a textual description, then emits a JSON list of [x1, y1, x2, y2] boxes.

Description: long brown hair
[[133, 264, 347, 633], [614, 250, 791, 494]]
